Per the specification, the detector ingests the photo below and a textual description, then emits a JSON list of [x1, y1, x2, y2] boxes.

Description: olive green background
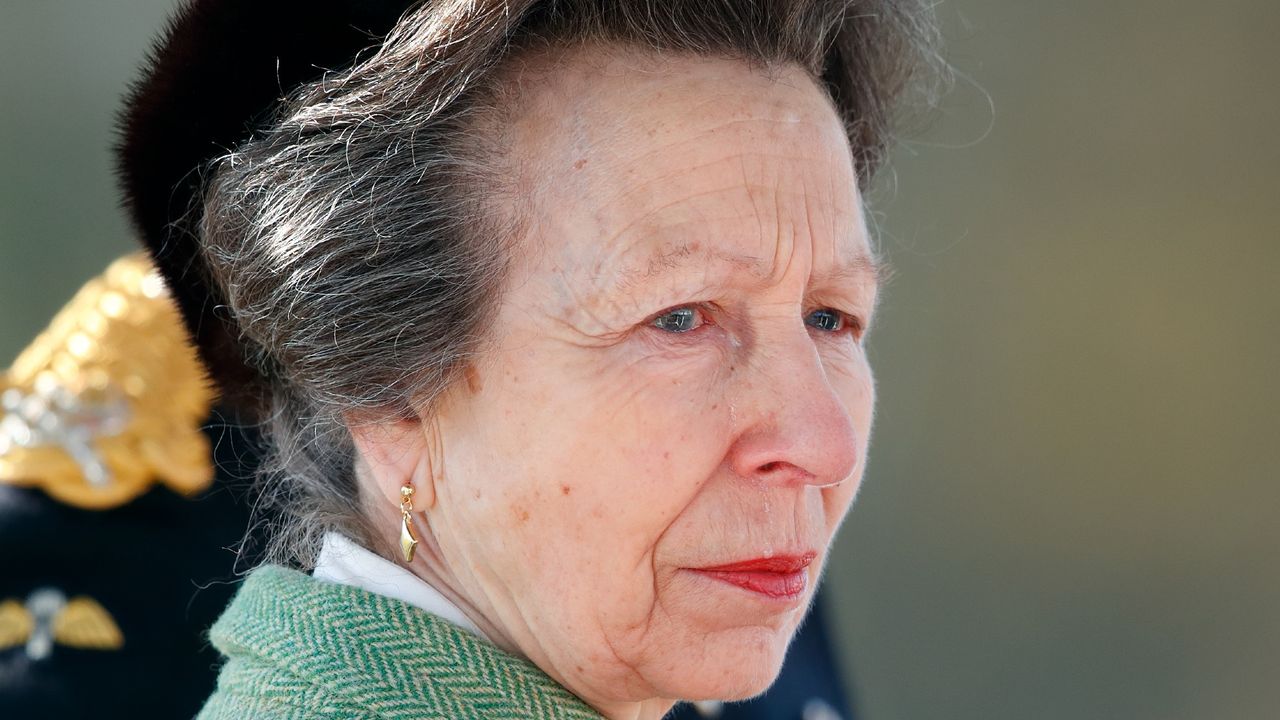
[[2, 2, 1277, 718]]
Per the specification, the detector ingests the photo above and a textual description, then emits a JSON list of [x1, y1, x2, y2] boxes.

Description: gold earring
[[399, 484, 419, 563]]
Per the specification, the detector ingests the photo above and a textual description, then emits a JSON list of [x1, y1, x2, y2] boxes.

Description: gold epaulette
[[0, 253, 215, 510]]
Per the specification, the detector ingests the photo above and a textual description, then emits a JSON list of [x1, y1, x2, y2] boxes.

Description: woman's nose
[[725, 329, 862, 489]]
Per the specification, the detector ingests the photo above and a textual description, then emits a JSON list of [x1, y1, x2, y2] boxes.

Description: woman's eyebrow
[[810, 253, 889, 289], [614, 242, 886, 295]]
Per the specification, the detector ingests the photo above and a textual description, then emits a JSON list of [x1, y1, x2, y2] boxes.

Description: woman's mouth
[[690, 553, 816, 600]]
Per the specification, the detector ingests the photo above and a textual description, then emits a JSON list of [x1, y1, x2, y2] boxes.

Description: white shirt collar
[[311, 530, 488, 641]]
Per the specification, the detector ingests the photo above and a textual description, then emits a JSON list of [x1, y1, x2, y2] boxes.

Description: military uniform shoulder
[[0, 254, 264, 719], [0, 253, 215, 510]]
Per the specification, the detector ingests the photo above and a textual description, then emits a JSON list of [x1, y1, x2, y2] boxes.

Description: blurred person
[[0, 254, 266, 718]]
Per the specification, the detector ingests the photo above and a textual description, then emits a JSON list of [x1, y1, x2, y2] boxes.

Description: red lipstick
[[693, 553, 816, 600]]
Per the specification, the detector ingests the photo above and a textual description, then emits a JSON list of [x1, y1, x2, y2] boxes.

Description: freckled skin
[[360, 46, 880, 720]]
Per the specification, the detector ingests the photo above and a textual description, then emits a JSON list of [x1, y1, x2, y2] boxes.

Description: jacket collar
[[209, 564, 602, 719]]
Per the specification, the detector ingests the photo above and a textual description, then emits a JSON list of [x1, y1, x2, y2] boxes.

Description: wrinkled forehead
[[505, 46, 871, 290]]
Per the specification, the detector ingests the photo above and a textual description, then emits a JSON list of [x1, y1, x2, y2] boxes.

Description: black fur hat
[[113, 0, 417, 412]]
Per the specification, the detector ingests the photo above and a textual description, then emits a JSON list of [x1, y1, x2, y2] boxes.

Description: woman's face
[[421, 49, 879, 709]]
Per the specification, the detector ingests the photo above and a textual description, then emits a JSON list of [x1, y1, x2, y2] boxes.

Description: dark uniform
[[0, 256, 265, 718], [1, 1, 859, 717]]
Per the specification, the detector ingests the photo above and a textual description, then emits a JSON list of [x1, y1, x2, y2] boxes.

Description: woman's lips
[[691, 553, 816, 600]]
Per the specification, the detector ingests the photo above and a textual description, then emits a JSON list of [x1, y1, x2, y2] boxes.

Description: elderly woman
[[117, 0, 939, 717]]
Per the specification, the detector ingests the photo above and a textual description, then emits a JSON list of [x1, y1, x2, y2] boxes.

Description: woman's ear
[[348, 416, 437, 512]]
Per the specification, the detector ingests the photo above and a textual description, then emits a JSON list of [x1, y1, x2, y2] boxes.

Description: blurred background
[[2, 1, 1277, 719]]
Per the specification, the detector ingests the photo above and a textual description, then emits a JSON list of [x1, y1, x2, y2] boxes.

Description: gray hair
[[197, 0, 946, 570]]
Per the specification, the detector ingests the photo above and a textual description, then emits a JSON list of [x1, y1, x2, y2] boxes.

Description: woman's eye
[[806, 308, 863, 338], [650, 306, 705, 334], [649, 306, 862, 338]]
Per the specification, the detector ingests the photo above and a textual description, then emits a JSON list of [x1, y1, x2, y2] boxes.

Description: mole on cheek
[[561, 484, 572, 496]]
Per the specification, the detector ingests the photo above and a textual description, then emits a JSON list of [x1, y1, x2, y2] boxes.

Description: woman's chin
[[674, 661, 786, 704], [650, 627, 793, 703]]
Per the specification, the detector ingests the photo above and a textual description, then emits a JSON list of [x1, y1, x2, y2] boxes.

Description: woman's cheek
[[487, 331, 732, 568], [577, 354, 730, 537]]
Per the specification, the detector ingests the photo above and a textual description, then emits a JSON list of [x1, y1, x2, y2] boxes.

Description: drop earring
[[399, 483, 419, 563]]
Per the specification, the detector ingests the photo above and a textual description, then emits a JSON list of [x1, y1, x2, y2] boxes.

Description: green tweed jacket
[[196, 565, 602, 720]]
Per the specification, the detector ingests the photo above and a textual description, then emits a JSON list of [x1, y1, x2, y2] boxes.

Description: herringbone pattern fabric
[[196, 565, 603, 719]]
